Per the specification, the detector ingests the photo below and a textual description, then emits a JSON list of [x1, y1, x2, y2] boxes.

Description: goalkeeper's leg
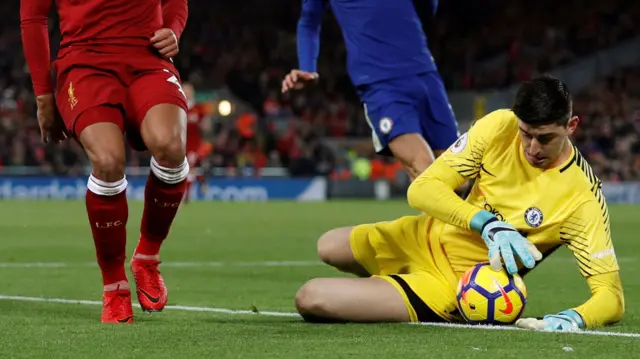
[[306, 228, 407, 322], [317, 227, 370, 277], [295, 277, 411, 323]]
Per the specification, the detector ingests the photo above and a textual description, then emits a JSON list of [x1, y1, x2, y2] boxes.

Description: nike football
[[456, 262, 527, 325]]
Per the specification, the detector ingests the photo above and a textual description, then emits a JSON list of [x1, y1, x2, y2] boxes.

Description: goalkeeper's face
[[518, 116, 579, 169]]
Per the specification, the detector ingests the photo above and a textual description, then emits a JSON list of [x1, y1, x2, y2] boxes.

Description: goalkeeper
[[294, 75, 624, 331]]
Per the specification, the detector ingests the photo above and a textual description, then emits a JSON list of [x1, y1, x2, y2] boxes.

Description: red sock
[[137, 159, 188, 256], [86, 175, 129, 286]]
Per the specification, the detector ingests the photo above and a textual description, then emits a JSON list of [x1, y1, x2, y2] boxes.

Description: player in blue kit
[[282, 0, 460, 180]]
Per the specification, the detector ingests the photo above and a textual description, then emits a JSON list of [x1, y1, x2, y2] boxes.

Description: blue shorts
[[357, 72, 459, 156]]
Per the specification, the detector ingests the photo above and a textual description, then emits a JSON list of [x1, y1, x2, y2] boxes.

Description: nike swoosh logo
[[139, 288, 160, 303], [460, 269, 473, 304], [492, 277, 513, 315]]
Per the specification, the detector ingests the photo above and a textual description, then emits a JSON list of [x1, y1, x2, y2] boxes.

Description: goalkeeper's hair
[[512, 74, 572, 127]]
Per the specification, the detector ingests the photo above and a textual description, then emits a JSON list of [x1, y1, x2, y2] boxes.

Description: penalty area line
[[0, 294, 637, 338]]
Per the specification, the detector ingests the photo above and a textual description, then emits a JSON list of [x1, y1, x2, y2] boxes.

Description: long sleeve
[[561, 197, 624, 328], [20, 0, 53, 96], [573, 272, 624, 328], [297, 0, 326, 73], [407, 110, 512, 230], [162, 0, 188, 41], [408, 157, 480, 230]]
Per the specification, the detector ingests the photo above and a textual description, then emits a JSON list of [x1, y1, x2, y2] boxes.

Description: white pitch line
[[409, 322, 640, 338], [0, 295, 300, 317], [0, 261, 323, 268], [0, 294, 637, 338], [0, 257, 635, 269]]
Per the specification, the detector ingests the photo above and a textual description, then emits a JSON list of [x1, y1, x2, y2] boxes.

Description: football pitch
[[0, 200, 638, 358]]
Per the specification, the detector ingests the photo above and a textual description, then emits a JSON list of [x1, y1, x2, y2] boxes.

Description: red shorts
[[53, 46, 187, 149]]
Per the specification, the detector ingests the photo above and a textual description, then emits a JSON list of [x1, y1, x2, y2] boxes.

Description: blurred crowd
[[573, 67, 640, 182], [0, 0, 639, 181], [431, 0, 640, 89]]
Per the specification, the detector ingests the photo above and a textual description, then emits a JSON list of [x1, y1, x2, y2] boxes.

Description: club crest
[[379, 117, 393, 134], [68, 82, 78, 110], [524, 207, 543, 227]]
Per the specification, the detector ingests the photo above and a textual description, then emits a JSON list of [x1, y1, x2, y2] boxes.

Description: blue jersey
[[297, 0, 438, 86]]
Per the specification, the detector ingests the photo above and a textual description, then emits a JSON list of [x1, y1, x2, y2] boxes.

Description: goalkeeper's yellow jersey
[[408, 109, 624, 328]]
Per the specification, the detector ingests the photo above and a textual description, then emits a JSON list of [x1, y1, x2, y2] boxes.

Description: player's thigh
[[317, 227, 369, 277], [360, 84, 435, 177], [295, 277, 411, 322], [76, 106, 127, 181], [418, 72, 460, 151], [128, 67, 188, 164], [361, 90, 423, 157], [55, 66, 127, 138], [349, 215, 427, 277]]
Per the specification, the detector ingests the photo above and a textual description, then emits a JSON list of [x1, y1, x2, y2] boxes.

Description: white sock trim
[[87, 175, 128, 196], [150, 157, 189, 184]]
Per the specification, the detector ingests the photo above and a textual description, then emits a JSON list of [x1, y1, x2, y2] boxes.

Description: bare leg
[[136, 103, 188, 260], [131, 103, 188, 312], [141, 103, 187, 167], [77, 110, 133, 324], [388, 133, 437, 181], [317, 227, 369, 277], [390, 137, 471, 196], [295, 277, 410, 323], [78, 118, 129, 292]]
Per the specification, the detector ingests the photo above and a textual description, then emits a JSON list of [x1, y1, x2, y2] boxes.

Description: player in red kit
[[21, 0, 189, 324], [183, 82, 209, 203]]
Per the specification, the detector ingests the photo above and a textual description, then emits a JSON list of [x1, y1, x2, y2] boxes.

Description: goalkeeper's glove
[[515, 310, 585, 332], [470, 210, 542, 275]]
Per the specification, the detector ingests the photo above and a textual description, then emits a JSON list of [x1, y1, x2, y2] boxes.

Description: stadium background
[[1, 0, 640, 201]]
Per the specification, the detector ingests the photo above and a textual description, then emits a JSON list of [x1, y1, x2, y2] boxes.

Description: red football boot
[[130, 258, 168, 312], [101, 289, 134, 324]]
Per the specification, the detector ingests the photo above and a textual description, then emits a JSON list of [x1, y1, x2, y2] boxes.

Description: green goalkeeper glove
[[470, 210, 542, 275]]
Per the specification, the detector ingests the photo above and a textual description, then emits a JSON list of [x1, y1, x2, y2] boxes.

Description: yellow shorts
[[350, 215, 462, 323]]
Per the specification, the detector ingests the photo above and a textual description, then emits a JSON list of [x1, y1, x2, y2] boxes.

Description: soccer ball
[[456, 262, 527, 325]]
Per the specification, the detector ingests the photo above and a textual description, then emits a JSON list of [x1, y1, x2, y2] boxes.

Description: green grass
[[0, 200, 638, 358]]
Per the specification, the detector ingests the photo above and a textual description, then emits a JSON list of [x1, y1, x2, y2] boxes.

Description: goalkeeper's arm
[[574, 272, 625, 328], [517, 271, 624, 331], [563, 199, 625, 329], [517, 195, 624, 331], [408, 110, 515, 231], [407, 159, 481, 231], [408, 161, 541, 275], [408, 111, 542, 275]]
